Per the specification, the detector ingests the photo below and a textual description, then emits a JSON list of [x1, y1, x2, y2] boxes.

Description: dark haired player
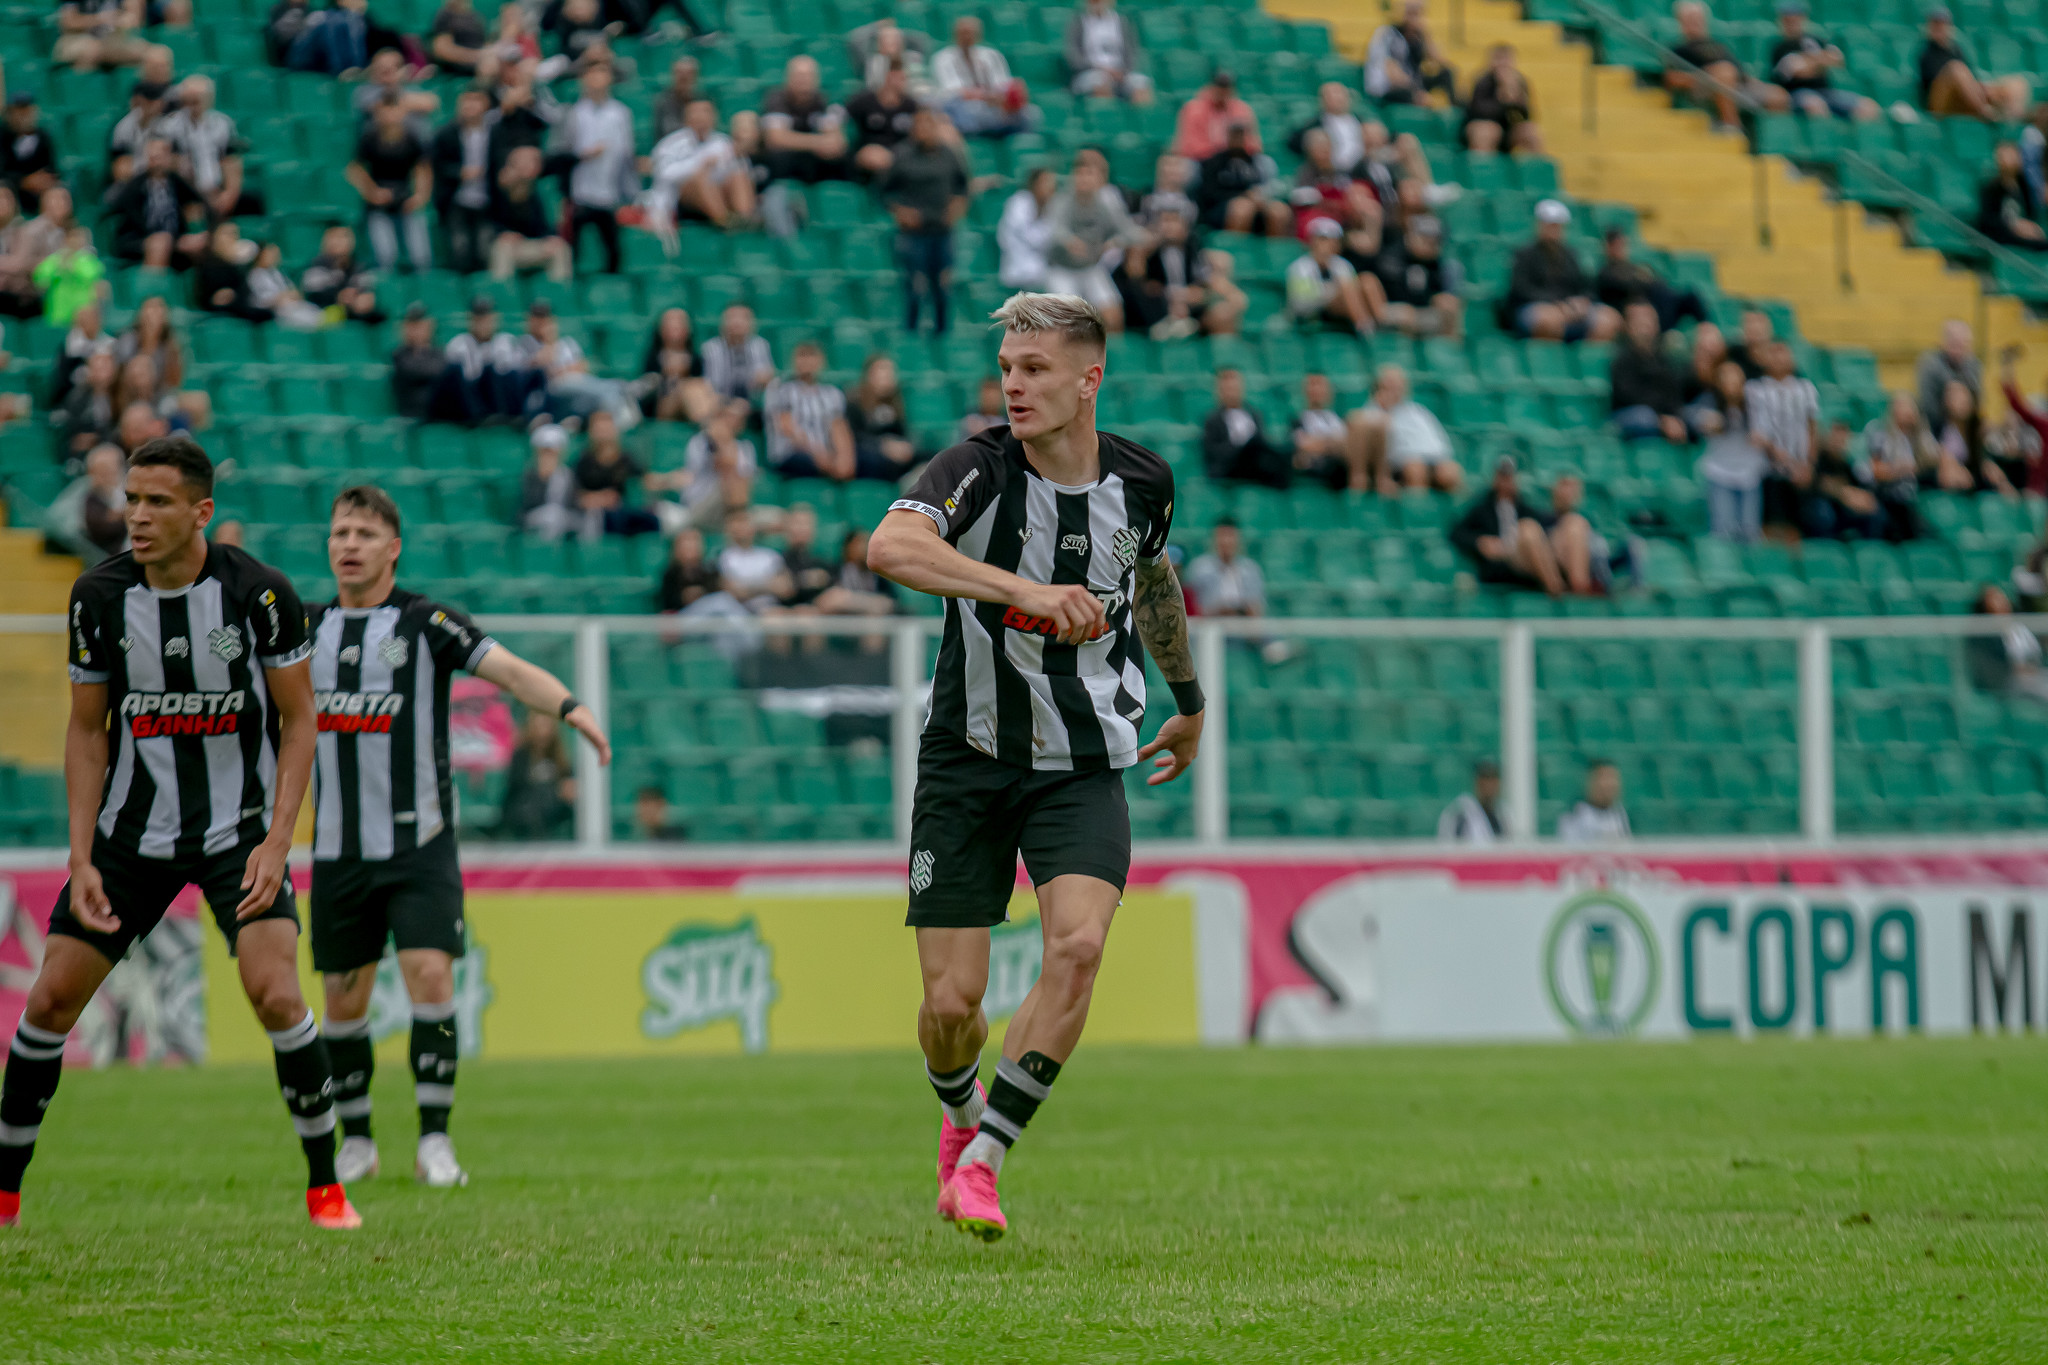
[[311, 486, 609, 1189], [1, 436, 358, 1229], [866, 292, 1206, 1241]]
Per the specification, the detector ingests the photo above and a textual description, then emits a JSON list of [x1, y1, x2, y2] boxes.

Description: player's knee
[[24, 979, 88, 1033], [1042, 927, 1107, 988], [408, 962, 455, 1003], [923, 982, 983, 1033], [248, 976, 308, 1030]]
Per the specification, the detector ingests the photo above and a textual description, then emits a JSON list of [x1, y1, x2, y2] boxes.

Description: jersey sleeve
[[424, 601, 498, 674], [892, 438, 1004, 542], [1135, 459, 1177, 565], [248, 568, 312, 669], [66, 577, 112, 684]]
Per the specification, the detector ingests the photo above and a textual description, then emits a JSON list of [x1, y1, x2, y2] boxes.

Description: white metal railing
[[6, 610, 2048, 850]]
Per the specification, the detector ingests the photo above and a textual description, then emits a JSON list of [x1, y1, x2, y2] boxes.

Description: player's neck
[[1019, 419, 1101, 486], [142, 535, 208, 592], [337, 572, 397, 610]]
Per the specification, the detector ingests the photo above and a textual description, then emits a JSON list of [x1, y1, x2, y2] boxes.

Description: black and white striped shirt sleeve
[[891, 437, 1005, 542]]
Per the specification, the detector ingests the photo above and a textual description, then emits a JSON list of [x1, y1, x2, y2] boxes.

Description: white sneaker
[[415, 1133, 469, 1188], [336, 1135, 380, 1184]]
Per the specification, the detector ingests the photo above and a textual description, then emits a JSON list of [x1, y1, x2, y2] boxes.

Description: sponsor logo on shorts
[[121, 689, 247, 737], [640, 918, 777, 1053], [909, 849, 935, 894], [164, 636, 190, 660], [316, 691, 407, 733], [208, 625, 244, 662], [379, 636, 410, 668], [1060, 532, 1089, 555]]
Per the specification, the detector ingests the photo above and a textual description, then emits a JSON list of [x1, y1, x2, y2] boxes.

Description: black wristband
[[559, 695, 582, 720], [1168, 679, 1205, 715]]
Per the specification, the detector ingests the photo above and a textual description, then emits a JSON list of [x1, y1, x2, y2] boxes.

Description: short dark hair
[[130, 434, 213, 499], [332, 484, 402, 536]]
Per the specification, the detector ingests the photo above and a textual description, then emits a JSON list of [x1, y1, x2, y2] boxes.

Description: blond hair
[[988, 292, 1107, 355]]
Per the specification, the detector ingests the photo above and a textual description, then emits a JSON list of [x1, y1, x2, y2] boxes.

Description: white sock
[[958, 1131, 1005, 1175], [944, 1088, 986, 1129]]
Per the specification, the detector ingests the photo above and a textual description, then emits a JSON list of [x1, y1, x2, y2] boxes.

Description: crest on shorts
[[379, 636, 410, 668], [339, 644, 361, 665], [164, 635, 191, 659], [1110, 526, 1141, 569], [909, 849, 935, 894], [207, 626, 244, 662]]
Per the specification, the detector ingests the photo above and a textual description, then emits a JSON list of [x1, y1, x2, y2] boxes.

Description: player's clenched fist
[[1015, 582, 1107, 645]]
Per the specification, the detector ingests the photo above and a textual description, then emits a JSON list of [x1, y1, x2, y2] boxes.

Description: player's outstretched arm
[[63, 682, 118, 933], [241, 658, 315, 919], [473, 646, 613, 766], [867, 508, 1107, 646], [1132, 557, 1205, 786]]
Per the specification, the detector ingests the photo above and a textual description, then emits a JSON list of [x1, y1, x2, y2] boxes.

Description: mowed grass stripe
[[1, 1039, 2044, 1363]]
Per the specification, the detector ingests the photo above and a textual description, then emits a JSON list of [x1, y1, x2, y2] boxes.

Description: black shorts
[[49, 834, 300, 962], [905, 731, 1132, 929], [309, 830, 467, 973]]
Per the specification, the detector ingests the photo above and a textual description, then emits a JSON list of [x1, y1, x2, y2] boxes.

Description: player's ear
[[194, 496, 215, 533]]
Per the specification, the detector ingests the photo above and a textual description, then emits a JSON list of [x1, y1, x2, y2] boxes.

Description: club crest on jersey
[[1110, 526, 1141, 568], [1059, 532, 1089, 555], [339, 644, 361, 665], [379, 636, 410, 668], [208, 625, 244, 662], [909, 849, 935, 894], [164, 635, 190, 659]]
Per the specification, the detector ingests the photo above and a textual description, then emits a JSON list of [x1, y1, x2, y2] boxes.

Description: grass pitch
[[1, 1039, 2044, 1363]]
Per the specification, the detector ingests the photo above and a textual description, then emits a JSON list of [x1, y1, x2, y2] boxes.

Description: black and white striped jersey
[[66, 544, 312, 859], [892, 425, 1175, 772], [308, 588, 497, 862]]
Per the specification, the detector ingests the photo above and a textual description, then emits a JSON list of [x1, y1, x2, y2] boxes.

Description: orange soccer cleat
[[936, 1080, 987, 1219], [306, 1183, 362, 1229]]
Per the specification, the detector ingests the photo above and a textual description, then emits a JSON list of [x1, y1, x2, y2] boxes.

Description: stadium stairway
[[1268, 0, 2048, 407]]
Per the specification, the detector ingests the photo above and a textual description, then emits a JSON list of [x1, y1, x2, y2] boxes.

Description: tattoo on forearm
[[1133, 559, 1195, 682]]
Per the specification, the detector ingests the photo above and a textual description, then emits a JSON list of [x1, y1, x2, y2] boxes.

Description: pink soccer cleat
[[938, 1160, 1006, 1243], [0, 1191, 17, 1227], [306, 1183, 362, 1229], [936, 1080, 987, 1218]]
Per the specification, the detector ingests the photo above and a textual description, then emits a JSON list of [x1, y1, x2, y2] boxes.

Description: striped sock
[[0, 1022, 68, 1195], [410, 1001, 458, 1138], [322, 1014, 375, 1140], [926, 1059, 985, 1128], [268, 1010, 338, 1189], [958, 1052, 1062, 1175]]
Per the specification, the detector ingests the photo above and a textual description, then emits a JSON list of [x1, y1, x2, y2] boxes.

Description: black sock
[[410, 1002, 457, 1138], [0, 1022, 68, 1196], [323, 1014, 375, 1140], [268, 1011, 338, 1188], [978, 1051, 1062, 1150], [926, 1059, 983, 1125]]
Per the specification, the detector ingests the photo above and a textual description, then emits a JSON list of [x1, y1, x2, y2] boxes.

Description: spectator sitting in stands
[[1043, 148, 1145, 332], [1550, 472, 1642, 593], [105, 79, 169, 192], [489, 144, 572, 281], [161, 75, 261, 222], [192, 220, 269, 322], [1138, 152, 1196, 227], [496, 708, 574, 841], [1289, 372, 1363, 491], [1747, 339, 1821, 532], [54, 0, 168, 73], [1610, 301, 1693, 444], [658, 526, 716, 611], [996, 166, 1057, 290], [108, 137, 206, 268], [1287, 218, 1382, 337], [1358, 117, 1447, 211], [389, 303, 445, 420], [847, 18, 933, 93], [542, 0, 622, 79], [482, 1, 539, 74], [436, 295, 542, 424], [1373, 214, 1463, 338], [1919, 6, 2030, 122], [1694, 359, 1765, 542], [520, 299, 635, 427], [1557, 759, 1630, 842], [959, 375, 1006, 440], [1506, 199, 1620, 342], [114, 396, 165, 456], [1769, 2, 1879, 121], [1437, 758, 1501, 843], [116, 294, 208, 430], [683, 506, 794, 616], [818, 526, 898, 617], [1934, 377, 2015, 495], [74, 443, 129, 555], [210, 519, 244, 548], [349, 93, 434, 272], [1463, 43, 1543, 154], [32, 224, 105, 328], [847, 59, 920, 181], [1351, 363, 1462, 495], [1805, 420, 1886, 540], [247, 240, 326, 329], [652, 56, 701, 140], [575, 409, 676, 538], [766, 341, 865, 481], [58, 350, 120, 459], [352, 48, 440, 140], [777, 504, 832, 610], [1728, 308, 1777, 378], [672, 397, 755, 530], [701, 302, 775, 409], [1290, 128, 1373, 239], [879, 107, 969, 335], [52, 299, 114, 407], [846, 354, 919, 477], [1967, 584, 2048, 703], [1289, 82, 1367, 176], [1858, 390, 1934, 539], [639, 306, 716, 423], [1450, 456, 1568, 595], [488, 60, 559, 164], [1183, 517, 1267, 618], [1174, 69, 1259, 164], [1196, 122, 1290, 238], [1979, 141, 2048, 252], [1916, 318, 1980, 427], [1594, 229, 1707, 332], [300, 224, 383, 323], [644, 97, 758, 236], [933, 16, 1031, 139], [759, 56, 850, 185], [520, 421, 578, 539], [427, 0, 491, 80], [1, 92, 58, 215], [1678, 320, 1728, 411], [1202, 368, 1291, 489], [431, 85, 496, 275], [1365, 0, 1456, 105], [1066, 0, 1153, 105], [1119, 204, 1245, 340], [1665, 0, 1789, 127], [631, 785, 686, 841], [1997, 344, 2048, 496], [0, 187, 39, 318]]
